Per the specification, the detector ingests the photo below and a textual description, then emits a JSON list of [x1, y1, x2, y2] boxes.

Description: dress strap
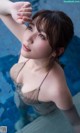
[[39, 70, 50, 90], [16, 59, 29, 80]]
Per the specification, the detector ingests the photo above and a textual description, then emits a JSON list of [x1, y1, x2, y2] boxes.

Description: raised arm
[[0, 0, 32, 43]]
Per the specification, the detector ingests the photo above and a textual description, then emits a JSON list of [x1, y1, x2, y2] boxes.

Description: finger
[[23, 2, 32, 8], [22, 16, 32, 22], [17, 16, 23, 19], [18, 7, 32, 12], [17, 18, 25, 24], [17, 16, 32, 22], [17, 12, 32, 17]]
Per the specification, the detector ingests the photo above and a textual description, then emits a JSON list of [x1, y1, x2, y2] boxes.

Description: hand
[[10, 2, 32, 24]]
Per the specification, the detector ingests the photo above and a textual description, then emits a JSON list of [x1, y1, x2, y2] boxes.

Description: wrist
[[6, 1, 13, 15], [0, 0, 13, 15]]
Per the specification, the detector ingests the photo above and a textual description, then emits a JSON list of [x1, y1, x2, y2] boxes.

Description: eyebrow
[[39, 28, 45, 33], [29, 22, 47, 35], [38, 28, 47, 36]]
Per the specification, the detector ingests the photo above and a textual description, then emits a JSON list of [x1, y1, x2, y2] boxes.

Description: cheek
[[22, 31, 30, 41], [34, 40, 52, 57]]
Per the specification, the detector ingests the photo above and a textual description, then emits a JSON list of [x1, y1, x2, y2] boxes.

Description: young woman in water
[[0, 0, 80, 133]]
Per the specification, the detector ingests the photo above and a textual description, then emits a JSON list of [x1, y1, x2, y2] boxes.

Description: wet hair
[[32, 10, 74, 70]]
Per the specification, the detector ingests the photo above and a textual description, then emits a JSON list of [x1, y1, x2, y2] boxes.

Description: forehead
[[34, 17, 49, 32], [29, 18, 47, 33]]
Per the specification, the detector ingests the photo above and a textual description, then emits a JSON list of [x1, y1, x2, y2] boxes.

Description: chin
[[21, 49, 29, 58]]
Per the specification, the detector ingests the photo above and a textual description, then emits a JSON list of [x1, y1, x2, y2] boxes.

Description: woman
[[0, 0, 80, 133]]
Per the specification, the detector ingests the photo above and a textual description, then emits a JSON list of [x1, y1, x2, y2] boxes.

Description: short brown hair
[[32, 10, 74, 69], [33, 10, 74, 52]]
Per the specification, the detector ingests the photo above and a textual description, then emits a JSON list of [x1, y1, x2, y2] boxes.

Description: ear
[[51, 51, 57, 57], [52, 47, 64, 57], [57, 47, 64, 56]]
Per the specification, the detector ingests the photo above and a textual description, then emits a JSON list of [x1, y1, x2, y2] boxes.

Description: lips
[[22, 44, 31, 52]]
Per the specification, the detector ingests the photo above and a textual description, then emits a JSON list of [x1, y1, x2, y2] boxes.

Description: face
[[21, 21, 52, 59]]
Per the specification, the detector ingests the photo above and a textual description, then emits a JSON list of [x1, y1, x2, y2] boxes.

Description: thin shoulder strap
[[16, 59, 29, 80], [39, 70, 50, 90]]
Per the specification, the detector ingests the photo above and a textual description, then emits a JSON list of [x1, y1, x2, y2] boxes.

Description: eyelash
[[27, 25, 46, 40], [27, 25, 33, 31], [38, 34, 46, 40]]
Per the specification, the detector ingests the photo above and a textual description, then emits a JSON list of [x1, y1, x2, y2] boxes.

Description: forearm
[[62, 105, 80, 133], [0, 0, 12, 15]]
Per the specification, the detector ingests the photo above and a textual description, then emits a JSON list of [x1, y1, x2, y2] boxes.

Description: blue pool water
[[0, 0, 80, 133]]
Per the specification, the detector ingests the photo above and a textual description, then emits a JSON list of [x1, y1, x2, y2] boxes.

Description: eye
[[38, 33, 46, 40], [27, 25, 33, 31]]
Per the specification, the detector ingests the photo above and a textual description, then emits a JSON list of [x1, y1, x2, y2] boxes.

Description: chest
[[17, 68, 46, 93], [10, 63, 52, 102]]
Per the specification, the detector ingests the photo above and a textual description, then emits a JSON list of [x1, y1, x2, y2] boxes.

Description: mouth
[[22, 44, 31, 52]]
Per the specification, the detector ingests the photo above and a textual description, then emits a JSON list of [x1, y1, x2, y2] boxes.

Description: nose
[[27, 32, 37, 44]]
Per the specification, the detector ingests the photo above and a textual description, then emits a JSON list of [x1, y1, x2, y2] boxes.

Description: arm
[[0, 0, 11, 15], [0, 14, 26, 42], [62, 105, 80, 133], [0, 0, 32, 42], [51, 87, 80, 133]]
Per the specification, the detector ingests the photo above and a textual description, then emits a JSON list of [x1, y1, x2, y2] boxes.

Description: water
[[0, 0, 80, 133]]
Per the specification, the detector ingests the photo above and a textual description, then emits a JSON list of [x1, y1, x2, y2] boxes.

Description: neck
[[28, 57, 51, 72]]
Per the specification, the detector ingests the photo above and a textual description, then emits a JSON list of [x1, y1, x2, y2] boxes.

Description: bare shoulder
[[47, 62, 73, 110], [10, 61, 24, 81], [10, 54, 29, 81], [48, 62, 66, 90]]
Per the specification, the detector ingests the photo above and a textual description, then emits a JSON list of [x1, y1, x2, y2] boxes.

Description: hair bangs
[[32, 11, 58, 50]]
